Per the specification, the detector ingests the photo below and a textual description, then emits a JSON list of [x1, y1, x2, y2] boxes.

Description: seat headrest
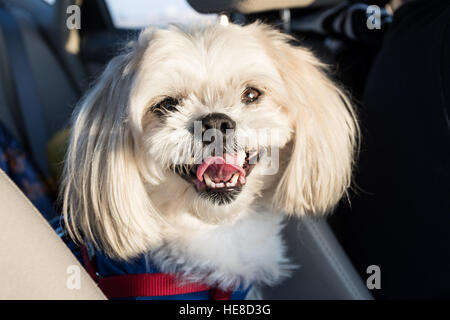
[[187, 0, 341, 14]]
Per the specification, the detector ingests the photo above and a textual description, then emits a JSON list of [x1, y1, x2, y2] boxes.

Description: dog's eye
[[241, 87, 262, 104], [152, 97, 179, 115]]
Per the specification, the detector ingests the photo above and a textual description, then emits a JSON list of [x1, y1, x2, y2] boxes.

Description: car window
[[41, 0, 56, 5], [105, 0, 217, 29]]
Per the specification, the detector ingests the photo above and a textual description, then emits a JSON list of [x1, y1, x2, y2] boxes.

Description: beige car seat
[[0, 169, 105, 299]]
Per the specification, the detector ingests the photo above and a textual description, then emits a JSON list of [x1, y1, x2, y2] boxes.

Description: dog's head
[[62, 23, 358, 259]]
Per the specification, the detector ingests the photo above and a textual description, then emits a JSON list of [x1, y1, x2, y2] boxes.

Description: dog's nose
[[201, 113, 236, 134]]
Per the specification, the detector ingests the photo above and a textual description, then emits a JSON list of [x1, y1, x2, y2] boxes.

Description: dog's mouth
[[174, 148, 261, 205]]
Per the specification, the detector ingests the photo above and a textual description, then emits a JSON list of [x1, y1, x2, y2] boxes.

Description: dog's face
[[62, 23, 358, 259], [135, 25, 293, 216]]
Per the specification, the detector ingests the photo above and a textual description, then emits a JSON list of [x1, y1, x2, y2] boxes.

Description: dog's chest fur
[[151, 208, 291, 290]]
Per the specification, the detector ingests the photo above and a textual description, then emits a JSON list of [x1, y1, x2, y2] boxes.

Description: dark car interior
[[1, 0, 449, 300]]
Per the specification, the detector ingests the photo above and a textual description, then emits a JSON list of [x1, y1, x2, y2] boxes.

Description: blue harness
[[82, 246, 251, 300], [53, 219, 250, 300]]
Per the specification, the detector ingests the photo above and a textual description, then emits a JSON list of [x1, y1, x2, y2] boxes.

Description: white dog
[[61, 22, 358, 299]]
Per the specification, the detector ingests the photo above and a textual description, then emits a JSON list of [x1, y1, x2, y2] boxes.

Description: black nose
[[201, 113, 236, 134]]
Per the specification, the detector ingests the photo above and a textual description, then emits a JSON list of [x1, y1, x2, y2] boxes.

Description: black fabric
[[330, 0, 450, 299], [0, 8, 49, 175]]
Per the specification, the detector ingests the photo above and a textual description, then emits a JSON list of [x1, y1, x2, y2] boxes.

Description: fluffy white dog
[[61, 22, 358, 296]]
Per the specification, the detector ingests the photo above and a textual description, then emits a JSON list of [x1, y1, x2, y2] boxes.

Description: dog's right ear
[[61, 32, 165, 260]]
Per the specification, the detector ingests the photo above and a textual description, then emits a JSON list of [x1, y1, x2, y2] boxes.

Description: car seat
[[0, 168, 105, 299], [0, 1, 81, 177]]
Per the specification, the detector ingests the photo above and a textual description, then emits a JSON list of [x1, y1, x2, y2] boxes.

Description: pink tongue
[[197, 155, 245, 183]]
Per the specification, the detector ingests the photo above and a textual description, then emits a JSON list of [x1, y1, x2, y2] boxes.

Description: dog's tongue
[[197, 153, 246, 183]]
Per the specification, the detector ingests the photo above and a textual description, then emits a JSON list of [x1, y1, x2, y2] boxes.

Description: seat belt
[[0, 8, 49, 175]]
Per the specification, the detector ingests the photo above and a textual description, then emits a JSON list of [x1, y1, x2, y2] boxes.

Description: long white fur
[[61, 22, 358, 291], [152, 207, 293, 290]]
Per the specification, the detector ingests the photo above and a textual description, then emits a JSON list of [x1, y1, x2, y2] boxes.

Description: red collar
[[81, 245, 232, 300]]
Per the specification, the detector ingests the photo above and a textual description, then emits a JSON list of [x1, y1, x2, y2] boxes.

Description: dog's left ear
[[252, 23, 359, 216]]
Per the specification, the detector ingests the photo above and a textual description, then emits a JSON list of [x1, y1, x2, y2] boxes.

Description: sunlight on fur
[[61, 22, 359, 290]]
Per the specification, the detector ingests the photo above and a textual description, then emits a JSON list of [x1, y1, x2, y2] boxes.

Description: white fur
[[61, 22, 358, 291], [152, 207, 293, 290]]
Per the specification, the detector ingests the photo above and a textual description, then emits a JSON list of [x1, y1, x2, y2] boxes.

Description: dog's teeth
[[226, 181, 236, 187], [204, 174, 213, 187], [204, 173, 241, 189], [231, 173, 239, 184]]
